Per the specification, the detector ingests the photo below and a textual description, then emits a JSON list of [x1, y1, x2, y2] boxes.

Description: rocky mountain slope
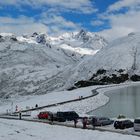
[[31, 32, 140, 90], [71, 32, 140, 88], [0, 30, 107, 98]]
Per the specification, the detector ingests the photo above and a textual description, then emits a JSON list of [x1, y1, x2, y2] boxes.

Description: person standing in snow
[[15, 105, 18, 112], [19, 111, 22, 120], [82, 117, 87, 129], [74, 118, 78, 128], [50, 113, 54, 125], [35, 104, 38, 108], [92, 117, 96, 129]]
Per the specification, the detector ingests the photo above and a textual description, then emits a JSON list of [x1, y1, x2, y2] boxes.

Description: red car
[[38, 111, 51, 119]]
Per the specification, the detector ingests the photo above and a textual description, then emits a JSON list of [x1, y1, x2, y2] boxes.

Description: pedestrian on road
[[74, 118, 78, 128], [50, 113, 54, 125], [19, 112, 22, 120], [35, 104, 38, 108], [82, 117, 87, 129], [92, 117, 96, 129]]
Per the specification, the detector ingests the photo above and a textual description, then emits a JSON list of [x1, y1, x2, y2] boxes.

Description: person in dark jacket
[[74, 118, 78, 128], [50, 113, 54, 124], [19, 112, 22, 120], [35, 104, 38, 108], [92, 117, 96, 129]]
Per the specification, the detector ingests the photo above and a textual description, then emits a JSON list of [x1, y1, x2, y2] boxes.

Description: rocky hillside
[[70, 32, 140, 88]]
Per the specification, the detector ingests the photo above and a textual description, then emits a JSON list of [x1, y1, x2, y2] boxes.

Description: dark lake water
[[89, 85, 140, 118]]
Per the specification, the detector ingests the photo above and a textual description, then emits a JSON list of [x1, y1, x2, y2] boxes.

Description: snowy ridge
[[30, 29, 108, 55]]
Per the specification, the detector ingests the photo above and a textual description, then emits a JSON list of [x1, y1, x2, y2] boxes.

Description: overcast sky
[[0, 0, 140, 40]]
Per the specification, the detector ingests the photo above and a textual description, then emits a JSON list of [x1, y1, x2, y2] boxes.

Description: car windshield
[[124, 120, 130, 123], [40, 112, 45, 114], [134, 119, 140, 123], [99, 118, 108, 120]]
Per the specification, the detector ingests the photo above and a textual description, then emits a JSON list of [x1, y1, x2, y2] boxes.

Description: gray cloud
[[0, 16, 48, 35], [91, 20, 104, 26], [0, 14, 81, 35], [98, 0, 140, 41], [0, 0, 96, 35], [40, 13, 81, 35], [108, 0, 140, 12]]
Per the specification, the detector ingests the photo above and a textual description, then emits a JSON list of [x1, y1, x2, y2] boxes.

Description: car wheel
[[115, 126, 118, 129], [121, 125, 125, 129]]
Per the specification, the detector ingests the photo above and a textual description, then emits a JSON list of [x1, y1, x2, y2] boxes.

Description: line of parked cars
[[114, 118, 140, 131], [37, 111, 140, 131], [38, 111, 79, 122], [37, 111, 114, 127], [87, 117, 140, 131]]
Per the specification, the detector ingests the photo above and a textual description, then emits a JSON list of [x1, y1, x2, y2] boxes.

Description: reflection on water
[[89, 85, 140, 118]]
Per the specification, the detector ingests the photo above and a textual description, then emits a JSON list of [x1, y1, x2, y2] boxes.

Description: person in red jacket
[[82, 117, 87, 129]]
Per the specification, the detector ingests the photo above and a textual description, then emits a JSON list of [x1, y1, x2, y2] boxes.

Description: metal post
[[11, 101, 13, 114], [19, 112, 22, 120]]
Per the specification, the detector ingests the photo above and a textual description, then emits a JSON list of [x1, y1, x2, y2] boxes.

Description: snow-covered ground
[[0, 118, 139, 140], [0, 82, 140, 139], [0, 85, 101, 114]]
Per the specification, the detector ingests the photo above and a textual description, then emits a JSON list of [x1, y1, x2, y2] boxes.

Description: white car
[[134, 118, 140, 131], [87, 116, 113, 126]]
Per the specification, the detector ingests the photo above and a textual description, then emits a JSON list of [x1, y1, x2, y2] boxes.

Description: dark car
[[114, 120, 134, 129], [38, 111, 52, 119], [53, 111, 79, 122], [87, 116, 113, 126]]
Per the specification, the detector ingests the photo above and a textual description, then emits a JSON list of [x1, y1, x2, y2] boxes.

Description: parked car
[[114, 119, 134, 129], [134, 118, 140, 131], [87, 116, 113, 126], [38, 111, 52, 119], [53, 111, 79, 122]]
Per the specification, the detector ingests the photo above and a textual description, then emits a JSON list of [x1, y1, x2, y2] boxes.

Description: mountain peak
[[35, 33, 48, 44], [76, 29, 87, 39], [74, 29, 91, 43], [79, 29, 86, 35], [31, 32, 39, 37]]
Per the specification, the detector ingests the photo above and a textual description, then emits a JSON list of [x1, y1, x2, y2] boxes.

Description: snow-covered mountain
[[69, 32, 140, 88], [0, 30, 107, 98], [30, 29, 108, 55], [42, 32, 140, 90]]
